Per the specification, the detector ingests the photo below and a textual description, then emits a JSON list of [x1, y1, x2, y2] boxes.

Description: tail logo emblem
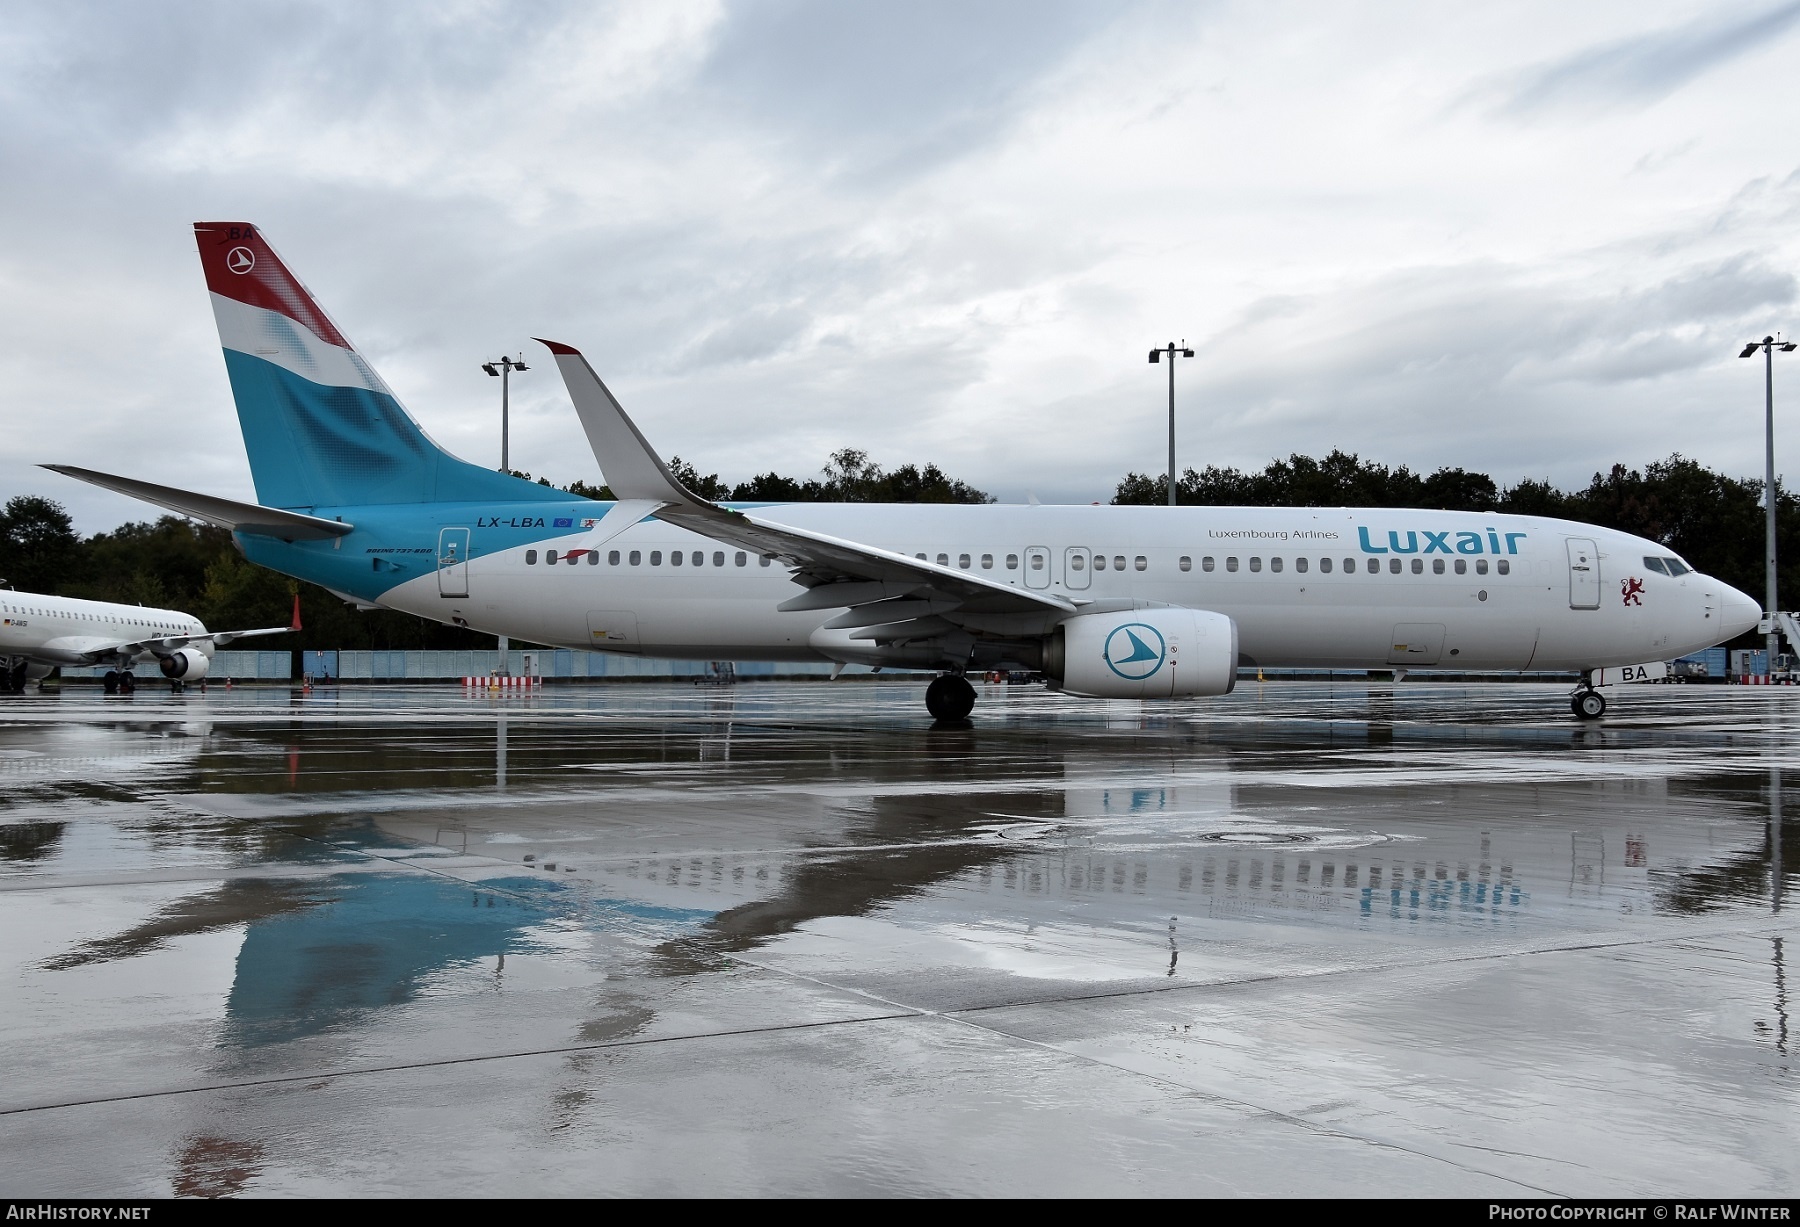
[[1102, 622, 1167, 681], [226, 247, 257, 274]]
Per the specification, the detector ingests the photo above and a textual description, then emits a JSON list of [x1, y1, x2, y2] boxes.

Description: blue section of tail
[[222, 352, 566, 510]]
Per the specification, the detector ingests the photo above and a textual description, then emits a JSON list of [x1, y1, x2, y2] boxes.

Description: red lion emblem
[[1621, 577, 1645, 606]]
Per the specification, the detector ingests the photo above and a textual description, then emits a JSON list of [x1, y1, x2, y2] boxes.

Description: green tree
[[0, 496, 79, 593]]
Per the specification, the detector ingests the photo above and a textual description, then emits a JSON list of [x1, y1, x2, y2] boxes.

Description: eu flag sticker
[[553, 518, 573, 528]]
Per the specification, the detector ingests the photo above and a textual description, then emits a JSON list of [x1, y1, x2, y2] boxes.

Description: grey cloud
[[699, 0, 1123, 180], [1486, 1, 1800, 117]]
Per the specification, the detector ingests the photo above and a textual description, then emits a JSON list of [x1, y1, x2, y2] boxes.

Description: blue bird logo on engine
[[1103, 623, 1167, 681]]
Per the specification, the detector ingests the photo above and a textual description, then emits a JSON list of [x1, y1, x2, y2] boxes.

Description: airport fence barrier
[[55, 649, 877, 684]]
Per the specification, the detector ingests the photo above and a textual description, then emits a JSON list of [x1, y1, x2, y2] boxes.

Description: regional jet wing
[[537, 340, 1075, 638], [42, 465, 354, 541]]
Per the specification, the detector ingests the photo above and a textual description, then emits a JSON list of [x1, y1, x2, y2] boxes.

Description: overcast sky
[[3, 0, 1798, 531]]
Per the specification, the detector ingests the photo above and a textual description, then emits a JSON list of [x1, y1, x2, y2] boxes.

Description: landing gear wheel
[[1571, 689, 1605, 720], [118, 671, 136, 696], [925, 674, 976, 722], [102, 670, 119, 695], [5, 663, 25, 695], [169, 679, 185, 695]]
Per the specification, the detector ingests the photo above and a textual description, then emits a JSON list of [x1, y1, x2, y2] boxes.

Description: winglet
[[534, 339, 710, 507], [290, 594, 303, 632]]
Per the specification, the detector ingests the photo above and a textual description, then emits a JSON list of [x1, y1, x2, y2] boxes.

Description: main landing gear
[[1570, 686, 1605, 720], [102, 670, 136, 696], [925, 673, 976, 722]]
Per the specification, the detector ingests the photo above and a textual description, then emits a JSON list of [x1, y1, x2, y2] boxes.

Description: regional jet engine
[[158, 648, 210, 681]]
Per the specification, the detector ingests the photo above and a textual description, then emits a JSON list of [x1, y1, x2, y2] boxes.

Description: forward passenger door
[[1567, 538, 1600, 610]]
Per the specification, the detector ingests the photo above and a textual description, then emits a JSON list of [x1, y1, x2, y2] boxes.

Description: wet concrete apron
[[0, 680, 1793, 1196]]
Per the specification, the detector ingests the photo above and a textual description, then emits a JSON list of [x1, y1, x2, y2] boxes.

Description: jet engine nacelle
[[1046, 608, 1238, 699], [158, 648, 210, 681]]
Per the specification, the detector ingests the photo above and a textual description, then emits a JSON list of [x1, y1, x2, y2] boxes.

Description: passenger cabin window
[[981, 554, 993, 569], [714, 552, 725, 567], [1071, 555, 1085, 571], [736, 552, 747, 566], [650, 551, 662, 565], [1454, 558, 1467, 574], [526, 550, 538, 564], [958, 554, 971, 569], [936, 553, 948, 566], [1269, 557, 1283, 573], [1249, 557, 1262, 572], [1201, 556, 1214, 572], [1296, 557, 1308, 573], [629, 551, 641, 565], [916, 553, 927, 560], [692, 551, 703, 566], [1410, 558, 1423, 574], [1432, 559, 1444, 574], [1388, 559, 1401, 574], [1475, 559, 1488, 574], [1643, 557, 1669, 575], [1226, 557, 1239, 572], [1030, 555, 1044, 571], [1366, 559, 1379, 574], [1319, 558, 1332, 573], [670, 550, 682, 566], [587, 550, 598, 565], [1006, 554, 1019, 570], [547, 549, 559, 564], [760, 556, 771, 567], [1179, 556, 1192, 572], [1496, 559, 1510, 575], [1133, 556, 1145, 571], [1093, 555, 1106, 571]]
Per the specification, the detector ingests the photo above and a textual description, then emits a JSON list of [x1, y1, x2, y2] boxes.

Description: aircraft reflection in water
[[16, 712, 1794, 1038]]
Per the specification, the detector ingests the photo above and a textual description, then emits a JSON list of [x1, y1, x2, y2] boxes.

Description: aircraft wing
[[41, 465, 354, 541], [74, 624, 294, 664], [538, 340, 1076, 641]]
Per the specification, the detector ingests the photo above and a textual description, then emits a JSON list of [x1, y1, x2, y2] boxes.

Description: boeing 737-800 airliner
[[47, 223, 1761, 720]]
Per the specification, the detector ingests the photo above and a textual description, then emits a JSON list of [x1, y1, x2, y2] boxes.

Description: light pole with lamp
[[483, 353, 530, 672], [1741, 334, 1797, 667], [483, 354, 530, 473], [1148, 341, 1194, 506]]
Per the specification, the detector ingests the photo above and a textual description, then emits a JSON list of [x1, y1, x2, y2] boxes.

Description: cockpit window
[[1642, 557, 1668, 576], [1664, 557, 1690, 576]]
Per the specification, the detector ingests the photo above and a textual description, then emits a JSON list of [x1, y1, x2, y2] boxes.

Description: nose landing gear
[[925, 673, 976, 722], [1570, 687, 1605, 720]]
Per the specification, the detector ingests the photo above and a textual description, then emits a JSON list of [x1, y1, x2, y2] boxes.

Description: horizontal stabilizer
[[41, 465, 353, 541]]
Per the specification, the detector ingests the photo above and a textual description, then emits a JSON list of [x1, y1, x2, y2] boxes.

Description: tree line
[[0, 448, 1785, 650]]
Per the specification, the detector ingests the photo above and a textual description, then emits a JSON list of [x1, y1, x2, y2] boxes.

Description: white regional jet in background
[[47, 223, 1763, 720], [0, 589, 295, 694]]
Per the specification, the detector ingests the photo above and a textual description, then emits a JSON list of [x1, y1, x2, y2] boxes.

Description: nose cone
[[1718, 582, 1762, 640]]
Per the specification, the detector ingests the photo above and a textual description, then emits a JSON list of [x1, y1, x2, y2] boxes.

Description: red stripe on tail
[[194, 222, 353, 350]]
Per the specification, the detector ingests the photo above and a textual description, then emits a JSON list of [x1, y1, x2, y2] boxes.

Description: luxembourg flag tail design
[[195, 222, 562, 510]]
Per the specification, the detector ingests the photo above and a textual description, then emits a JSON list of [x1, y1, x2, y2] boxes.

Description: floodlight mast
[[1147, 341, 1195, 506], [483, 353, 530, 673], [483, 354, 530, 472], [1741, 335, 1798, 664]]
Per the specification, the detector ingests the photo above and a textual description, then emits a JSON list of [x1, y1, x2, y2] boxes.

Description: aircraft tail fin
[[194, 222, 561, 509]]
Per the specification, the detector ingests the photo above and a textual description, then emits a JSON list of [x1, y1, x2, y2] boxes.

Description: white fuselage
[[373, 504, 1759, 672], [0, 591, 209, 671]]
